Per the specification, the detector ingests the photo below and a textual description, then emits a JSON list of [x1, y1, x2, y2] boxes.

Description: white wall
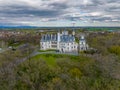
[[59, 42, 78, 52]]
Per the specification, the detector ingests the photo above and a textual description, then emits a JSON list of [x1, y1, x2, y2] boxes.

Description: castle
[[40, 31, 89, 53]]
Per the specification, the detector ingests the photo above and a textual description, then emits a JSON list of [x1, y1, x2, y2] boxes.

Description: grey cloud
[[0, 0, 119, 26], [0, 5, 63, 18]]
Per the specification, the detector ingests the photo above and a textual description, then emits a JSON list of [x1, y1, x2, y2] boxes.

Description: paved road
[[32, 51, 79, 56], [0, 43, 30, 53], [0, 43, 35, 74], [0, 48, 10, 53], [0, 50, 79, 73], [0, 50, 36, 73]]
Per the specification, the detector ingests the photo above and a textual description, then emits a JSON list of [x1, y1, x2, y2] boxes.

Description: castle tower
[[57, 31, 61, 50], [79, 35, 86, 45], [79, 35, 88, 51], [57, 32, 61, 42]]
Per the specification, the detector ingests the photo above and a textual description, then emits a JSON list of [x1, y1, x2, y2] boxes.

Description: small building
[[40, 31, 89, 53]]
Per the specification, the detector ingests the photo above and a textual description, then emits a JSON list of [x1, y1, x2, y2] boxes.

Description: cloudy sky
[[0, 0, 120, 27]]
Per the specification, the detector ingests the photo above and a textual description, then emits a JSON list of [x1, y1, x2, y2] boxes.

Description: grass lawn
[[32, 54, 57, 67], [31, 54, 79, 68]]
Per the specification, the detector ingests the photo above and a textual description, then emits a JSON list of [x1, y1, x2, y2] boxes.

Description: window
[[81, 47, 83, 50], [51, 45, 57, 48], [52, 42, 57, 44]]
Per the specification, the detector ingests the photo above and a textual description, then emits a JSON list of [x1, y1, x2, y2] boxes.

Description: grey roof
[[41, 34, 75, 43], [41, 34, 57, 42], [60, 35, 75, 42]]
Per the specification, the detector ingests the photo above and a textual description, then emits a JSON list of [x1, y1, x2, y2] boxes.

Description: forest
[[0, 29, 120, 90]]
